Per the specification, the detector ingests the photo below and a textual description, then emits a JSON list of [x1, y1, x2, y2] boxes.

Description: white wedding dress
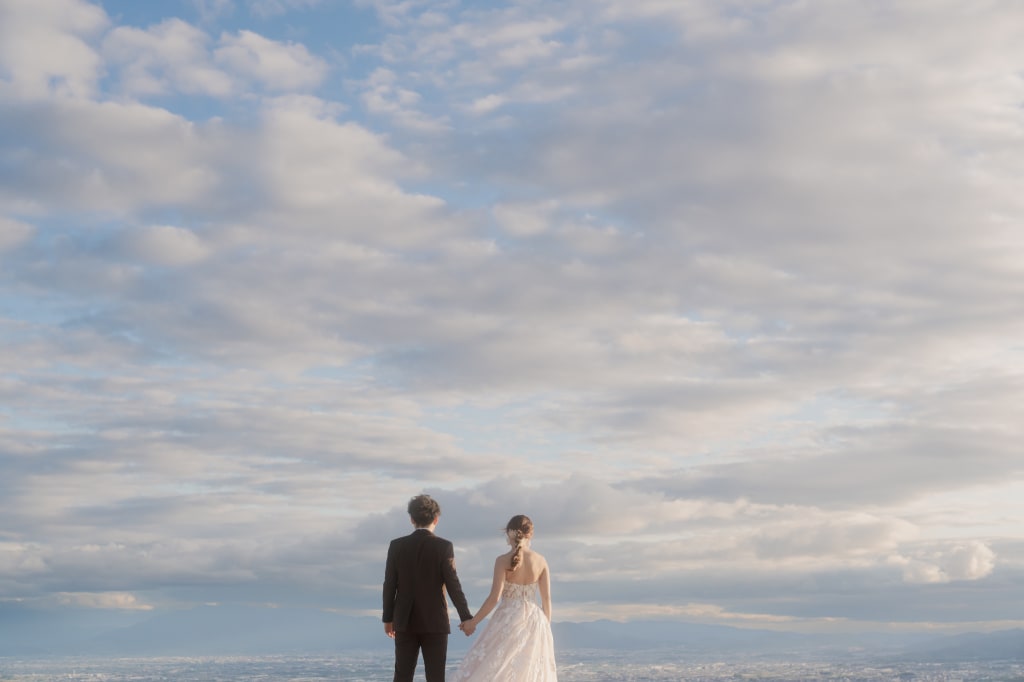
[[452, 580, 558, 681]]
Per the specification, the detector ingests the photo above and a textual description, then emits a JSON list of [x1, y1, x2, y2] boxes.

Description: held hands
[[459, 618, 477, 636]]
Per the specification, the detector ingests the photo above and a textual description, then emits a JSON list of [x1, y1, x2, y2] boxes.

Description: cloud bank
[[1, 0, 1022, 634]]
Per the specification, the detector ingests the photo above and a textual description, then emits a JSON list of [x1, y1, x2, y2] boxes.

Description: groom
[[383, 494, 474, 682]]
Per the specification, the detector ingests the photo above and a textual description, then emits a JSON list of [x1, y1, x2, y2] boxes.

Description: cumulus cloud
[[626, 418, 1023, 509], [469, 93, 505, 115], [491, 200, 556, 237], [0, 97, 222, 212], [103, 18, 233, 96], [54, 591, 154, 610], [751, 514, 917, 561], [0, 217, 35, 252], [122, 225, 210, 266], [0, 0, 108, 98], [192, 0, 234, 23], [358, 67, 449, 132], [102, 20, 329, 97], [214, 29, 328, 91], [245, 0, 322, 19], [895, 541, 998, 584]]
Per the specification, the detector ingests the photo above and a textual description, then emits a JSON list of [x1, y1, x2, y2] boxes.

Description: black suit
[[383, 528, 473, 682]]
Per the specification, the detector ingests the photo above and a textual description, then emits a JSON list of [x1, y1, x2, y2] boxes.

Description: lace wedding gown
[[452, 581, 558, 681]]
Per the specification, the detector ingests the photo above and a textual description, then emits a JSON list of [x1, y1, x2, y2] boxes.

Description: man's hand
[[459, 619, 476, 636], [384, 622, 395, 639]]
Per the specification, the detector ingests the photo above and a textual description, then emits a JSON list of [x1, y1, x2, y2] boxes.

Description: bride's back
[[504, 547, 547, 585]]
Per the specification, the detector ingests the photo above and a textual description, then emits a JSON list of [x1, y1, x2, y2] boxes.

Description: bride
[[452, 515, 557, 681]]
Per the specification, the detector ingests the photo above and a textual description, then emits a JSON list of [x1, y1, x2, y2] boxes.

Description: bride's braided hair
[[506, 515, 533, 572]]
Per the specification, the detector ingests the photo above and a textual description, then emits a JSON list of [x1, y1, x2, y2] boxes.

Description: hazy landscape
[[4, 603, 1024, 658], [2, 652, 1023, 682], [2, 604, 1022, 680]]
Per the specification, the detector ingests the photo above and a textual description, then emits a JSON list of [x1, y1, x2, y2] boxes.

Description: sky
[[1, 0, 1023, 638]]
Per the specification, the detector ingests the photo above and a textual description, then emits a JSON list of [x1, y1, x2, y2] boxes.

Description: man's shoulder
[[422, 533, 455, 554], [388, 530, 453, 549], [387, 534, 413, 550], [388, 530, 449, 544]]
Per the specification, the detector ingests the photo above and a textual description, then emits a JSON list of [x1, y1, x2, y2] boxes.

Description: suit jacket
[[383, 528, 473, 634]]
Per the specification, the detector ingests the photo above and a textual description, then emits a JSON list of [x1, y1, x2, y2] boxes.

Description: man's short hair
[[408, 494, 441, 527]]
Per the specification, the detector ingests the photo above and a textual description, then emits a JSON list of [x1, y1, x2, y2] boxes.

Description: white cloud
[[3, 97, 220, 211], [470, 17, 565, 69], [54, 591, 154, 610], [752, 514, 918, 561], [0, 542, 47, 576], [245, 0, 322, 19], [104, 20, 331, 97], [124, 225, 210, 266], [354, 0, 442, 30], [103, 18, 233, 96], [895, 541, 997, 584], [946, 542, 998, 580], [247, 99, 451, 232], [0, 217, 35, 252], [0, 0, 108, 98], [214, 29, 328, 91], [560, 600, 802, 625], [358, 67, 449, 132], [193, 0, 234, 23], [469, 93, 505, 115], [491, 200, 557, 236], [595, 0, 751, 41]]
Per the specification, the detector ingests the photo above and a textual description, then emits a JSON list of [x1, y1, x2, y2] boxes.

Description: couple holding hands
[[383, 494, 557, 682]]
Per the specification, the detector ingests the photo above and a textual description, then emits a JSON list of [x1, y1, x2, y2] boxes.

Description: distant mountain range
[[1, 604, 1021, 663], [892, 628, 1024, 663]]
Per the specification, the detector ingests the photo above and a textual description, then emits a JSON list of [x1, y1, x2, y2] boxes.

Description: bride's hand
[[460, 618, 477, 636]]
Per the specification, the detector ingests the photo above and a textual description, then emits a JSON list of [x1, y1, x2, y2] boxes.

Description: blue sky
[[1, 0, 1023, 635]]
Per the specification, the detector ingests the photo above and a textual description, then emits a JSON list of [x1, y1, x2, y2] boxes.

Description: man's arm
[[441, 540, 473, 623], [382, 540, 398, 637]]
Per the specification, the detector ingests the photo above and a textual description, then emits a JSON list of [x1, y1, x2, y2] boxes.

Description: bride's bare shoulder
[[520, 549, 547, 572]]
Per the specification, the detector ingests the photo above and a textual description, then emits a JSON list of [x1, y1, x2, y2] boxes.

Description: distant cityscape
[[1, 652, 1023, 682], [5, 605, 1024, 660], [2, 603, 1022, 679]]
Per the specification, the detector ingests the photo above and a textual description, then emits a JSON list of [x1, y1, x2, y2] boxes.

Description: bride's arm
[[539, 562, 552, 622], [468, 556, 507, 626]]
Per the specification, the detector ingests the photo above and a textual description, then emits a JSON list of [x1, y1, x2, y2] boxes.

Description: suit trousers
[[394, 631, 449, 682]]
